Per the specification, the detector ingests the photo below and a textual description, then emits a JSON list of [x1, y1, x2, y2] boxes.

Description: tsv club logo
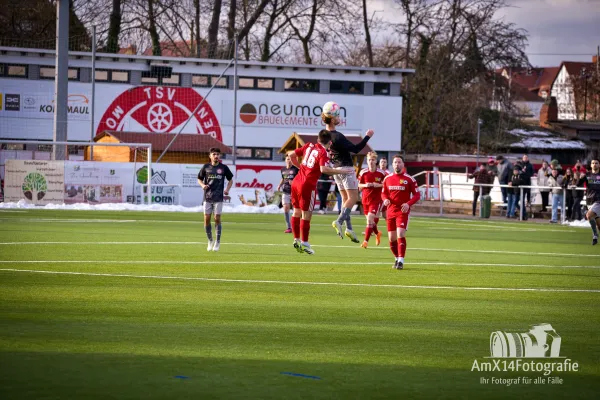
[[96, 86, 222, 141]]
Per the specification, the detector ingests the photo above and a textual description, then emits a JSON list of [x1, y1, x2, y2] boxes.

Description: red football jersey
[[382, 173, 420, 217], [294, 142, 330, 188], [359, 168, 386, 206]]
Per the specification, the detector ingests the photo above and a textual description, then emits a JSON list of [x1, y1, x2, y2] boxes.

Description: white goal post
[[0, 140, 152, 206]]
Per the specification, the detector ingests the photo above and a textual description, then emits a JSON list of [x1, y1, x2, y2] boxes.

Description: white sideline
[[0, 268, 598, 293], [0, 260, 598, 269], [0, 240, 598, 260]]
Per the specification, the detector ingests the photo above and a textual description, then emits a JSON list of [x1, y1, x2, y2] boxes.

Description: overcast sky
[[377, 0, 599, 67]]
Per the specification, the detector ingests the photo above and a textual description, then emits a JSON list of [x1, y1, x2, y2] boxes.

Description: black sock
[[590, 218, 598, 237]]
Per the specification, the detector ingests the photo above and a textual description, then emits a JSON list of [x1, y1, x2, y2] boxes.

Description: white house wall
[[550, 66, 576, 120]]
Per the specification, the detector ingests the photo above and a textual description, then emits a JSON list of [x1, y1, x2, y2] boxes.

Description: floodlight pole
[[476, 118, 482, 167], [90, 25, 97, 160], [233, 34, 239, 166], [53, 0, 69, 160]]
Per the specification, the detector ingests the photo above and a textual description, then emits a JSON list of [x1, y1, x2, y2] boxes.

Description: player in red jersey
[[287, 130, 351, 255], [382, 155, 421, 269], [358, 151, 386, 248]]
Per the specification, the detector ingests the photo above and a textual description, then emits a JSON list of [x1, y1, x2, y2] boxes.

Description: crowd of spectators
[[466, 154, 591, 222]]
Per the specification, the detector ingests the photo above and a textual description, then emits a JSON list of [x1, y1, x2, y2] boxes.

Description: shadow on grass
[[0, 351, 596, 400]]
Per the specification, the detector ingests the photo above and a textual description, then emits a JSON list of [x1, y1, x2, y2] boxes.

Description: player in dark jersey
[[278, 155, 299, 233], [197, 147, 234, 252], [358, 151, 386, 248], [287, 130, 351, 255], [382, 155, 421, 269], [321, 101, 375, 243], [579, 159, 600, 245]]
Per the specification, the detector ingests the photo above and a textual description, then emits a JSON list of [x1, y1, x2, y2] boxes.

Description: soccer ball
[[322, 101, 340, 118]]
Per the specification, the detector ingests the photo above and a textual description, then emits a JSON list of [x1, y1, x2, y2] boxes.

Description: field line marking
[[0, 268, 598, 293], [0, 260, 599, 269], [0, 241, 598, 260], [0, 217, 578, 232]]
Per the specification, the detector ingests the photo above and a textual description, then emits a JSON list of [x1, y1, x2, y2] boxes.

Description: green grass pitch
[[0, 209, 598, 399]]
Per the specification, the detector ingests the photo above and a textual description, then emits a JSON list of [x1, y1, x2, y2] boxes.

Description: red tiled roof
[[511, 82, 544, 102], [509, 67, 543, 90], [296, 133, 373, 156], [498, 66, 562, 93], [96, 131, 231, 154], [562, 61, 594, 77], [534, 67, 560, 91]]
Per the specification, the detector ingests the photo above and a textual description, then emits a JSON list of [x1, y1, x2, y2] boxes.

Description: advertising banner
[[4, 160, 64, 205], [0, 80, 402, 151], [64, 161, 132, 204]]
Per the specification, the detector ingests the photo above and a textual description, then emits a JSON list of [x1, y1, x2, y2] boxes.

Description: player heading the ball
[[287, 129, 353, 255]]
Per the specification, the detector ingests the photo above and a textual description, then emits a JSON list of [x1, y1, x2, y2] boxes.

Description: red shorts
[[387, 213, 410, 231], [363, 201, 384, 216], [291, 182, 317, 212]]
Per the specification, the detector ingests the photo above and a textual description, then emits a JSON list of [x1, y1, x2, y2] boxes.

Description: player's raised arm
[[335, 131, 373, 154]]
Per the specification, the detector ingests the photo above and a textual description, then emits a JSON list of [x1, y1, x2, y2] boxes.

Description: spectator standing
[[572, 160, 587, 175], [520, 155, 534, 212], [486, 157, 498, 177], [521, 155, 535, 178], [468, 164, 493, 216], [537, 161, 551, 212], [562, 169, 575, 220], [496, 155, 513, 205], [571, 171, 585, 221], [506, 165, 523, 218], [547, 168, 564, 223]]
